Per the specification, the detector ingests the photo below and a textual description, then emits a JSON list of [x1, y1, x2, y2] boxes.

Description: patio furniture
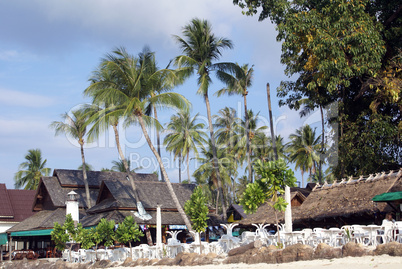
[[361, 225, 381, 246]]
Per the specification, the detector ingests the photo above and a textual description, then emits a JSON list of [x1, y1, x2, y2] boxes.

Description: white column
[[156, 205, 162, 247], [284, 185, 292, 233]]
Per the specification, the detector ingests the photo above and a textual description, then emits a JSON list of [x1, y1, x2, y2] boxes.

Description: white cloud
[[0, 88, 55, 108]]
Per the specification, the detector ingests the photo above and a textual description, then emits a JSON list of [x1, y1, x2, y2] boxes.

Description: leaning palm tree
[[216, 63, 254, 183], [50, 108, 93, 208], [14, 149, 51, 190], [164, 110, 207, 183], [174, 18, 234, 219], [286, 125, 321, 187], [85, 47, 193, 230]]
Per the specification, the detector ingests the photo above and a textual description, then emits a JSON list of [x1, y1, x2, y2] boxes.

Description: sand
[[114, 255, 402, 269]]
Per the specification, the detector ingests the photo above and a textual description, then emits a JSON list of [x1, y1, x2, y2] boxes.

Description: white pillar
[[156, 205, 162, 247], [284, 186, 292, 233]]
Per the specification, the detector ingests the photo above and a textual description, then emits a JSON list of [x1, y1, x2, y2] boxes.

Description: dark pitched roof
[[53, 169, 158, 188], [238, 191, 305, 226], [81, 209, 188, 226], [87, 180, 196, 213], [8, 189, 36, 222], [6, 208, 87, 232], [228, 204, 248, 219], [0, 184, 35, 222], [38, 177, 99, 209], [0, 184, 14, 218]]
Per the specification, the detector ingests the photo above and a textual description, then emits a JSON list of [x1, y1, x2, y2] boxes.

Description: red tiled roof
[[8, 189, 36, 222], [0, 184, 35, 222], [0, 184, 14, 218]]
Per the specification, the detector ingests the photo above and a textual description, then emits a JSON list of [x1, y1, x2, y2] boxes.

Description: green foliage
[[14, 148, 51, 190], [77, 228, 95, 250], [234, 0, 402, 177], [184, 186, 209, 233], [115, 216, 143, 246], [51, 222, 69, 251], [96, 218, 116, 247], [240, 159, 296, 214]]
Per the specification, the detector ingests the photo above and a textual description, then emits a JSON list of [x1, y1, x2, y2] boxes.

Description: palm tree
[[50, 108, 93, 208], [193, 140, 235, 213], [14, 149, 51, 190], [85, 47, 193, 230], [216, 63, 254, 183], [164, 110, 207, 183], [286, 125, 321, 187], [78, 163, 94, 171], [174, 18, 234, 219], [111, 158, 142, 173]]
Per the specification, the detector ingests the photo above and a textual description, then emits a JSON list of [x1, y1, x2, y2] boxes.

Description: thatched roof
[[238, 191, 306, 226], [87, 179, 196, 213], [7, 208, 87, 232], [294, 169, 402, 222], [53, 169, 158, 188], [239, 169, 402, 226], [34, 177, 99, 209]]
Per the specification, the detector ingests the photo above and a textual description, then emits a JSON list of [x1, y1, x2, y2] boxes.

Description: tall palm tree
[[78, 163, 94, 171], [14, 149, 51, 190], [193, 140, 235, 213], [174, 18, 234, 219], [85, 47, 193, 230], [164, 110, 207, 183], [286, 125, 321, 187], [50, 108, 93, 208], [139, 47, 184, 181], [214, 107, 241, 199], [216, 63, 254, 183]]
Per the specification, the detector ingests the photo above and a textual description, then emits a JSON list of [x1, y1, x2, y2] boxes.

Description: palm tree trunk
[[266, 83, 278, 160], [244, 94, 252, 183], [186, 152, 190, 183], [319, 105, 324, 184], [137, 115, 194, 232], [112, 124, 141, 204], [178, 152, 182, 183], [153, 106, 164, 182], [79, 142, 92, 208], [204, 92, 227, 220]]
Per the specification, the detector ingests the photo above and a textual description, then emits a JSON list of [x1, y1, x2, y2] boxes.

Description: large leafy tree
[[216, 63, 254, 183], [164, 110, 207, 183], [85, 47, 194, 231], [14, 148, 51, 190], [234, 0, 402, 178], [174, 18, 234, 219], [50, 108, 93, 208]]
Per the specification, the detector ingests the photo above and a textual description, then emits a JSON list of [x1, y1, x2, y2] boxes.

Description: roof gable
[[0, 184, 14, 218], [53, 169, 158, 188], [88, 180, 196, 213]]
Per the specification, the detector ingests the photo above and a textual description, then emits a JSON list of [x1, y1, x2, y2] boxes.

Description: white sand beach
[[115, 255, 402, 269]]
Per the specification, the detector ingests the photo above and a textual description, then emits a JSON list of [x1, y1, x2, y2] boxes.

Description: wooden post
[[9, 237, 12, 261]]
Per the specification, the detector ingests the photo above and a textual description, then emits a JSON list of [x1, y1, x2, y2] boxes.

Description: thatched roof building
[[238, 169, 402, 228], [81, 179, 196, 226], [238, 191, 307, 226]]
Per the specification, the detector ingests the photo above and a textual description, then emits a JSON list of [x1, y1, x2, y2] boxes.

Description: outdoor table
[[219, 235, 239, 252], [361, 225, 382, 246], [96, 249, 107, 260]]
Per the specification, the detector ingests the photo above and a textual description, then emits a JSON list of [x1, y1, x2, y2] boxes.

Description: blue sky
[[0, 0, 324, 189]]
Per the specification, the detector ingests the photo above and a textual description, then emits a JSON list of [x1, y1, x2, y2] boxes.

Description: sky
[[0, 0, 325, 189]]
